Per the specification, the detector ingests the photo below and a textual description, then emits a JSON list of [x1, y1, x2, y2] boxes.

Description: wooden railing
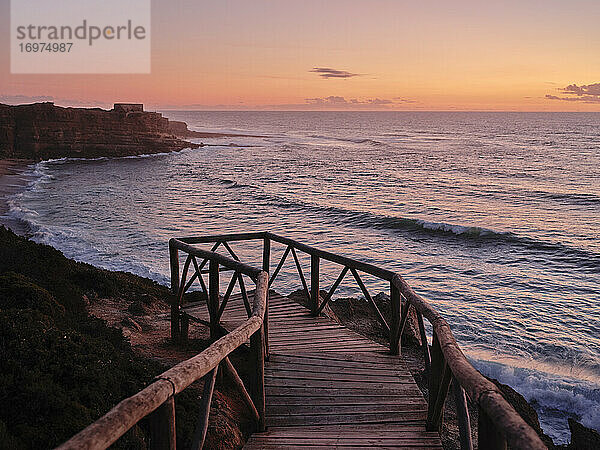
[[57, 245, 269, 450], [171, 231, 546, 450]]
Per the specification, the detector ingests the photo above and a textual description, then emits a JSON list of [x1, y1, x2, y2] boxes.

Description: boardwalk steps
[[183, 291, 443, 449], [58, 232, 546, 450]]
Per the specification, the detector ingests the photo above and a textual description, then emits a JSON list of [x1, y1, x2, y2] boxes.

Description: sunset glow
[[1, 0, 600, 110]]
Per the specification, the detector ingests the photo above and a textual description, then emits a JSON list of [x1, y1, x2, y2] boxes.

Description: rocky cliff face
[[0, 102, 200, 160]]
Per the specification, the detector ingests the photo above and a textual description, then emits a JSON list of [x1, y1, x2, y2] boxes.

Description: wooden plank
[[246, 437, 442, 446], [253, 425, 437, 436], [265, 386, 423, 397], [261, 424, 432, 432], [267, 353, 404, 368], [268, 334, 378, 345], [179, 289, 442, 449], [266, 412, 427, 427], [264, 379, 416, 389], [267, 403, 427, 415], [265, 371, 413, 383], [265, 396, 427, 406], [265, 364, 408, 376], [245, 445, 441, 450], [268, 343, 384, 352]]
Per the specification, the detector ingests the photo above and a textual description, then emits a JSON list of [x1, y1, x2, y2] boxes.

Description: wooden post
[[478, 406, 507, 450], [262, 237, 270, 360], [427, 331, 445, 431], [453, 377, 473, 450], [250, 326, 266, 431], [169, 240, 180, 341], [310, 254, 320, 316], [149, 396, 176, 450], [180, 314, 189, 344], [390, 282, 401, 355], [209, 259, 220, 340], [191, 367, 218, 450]]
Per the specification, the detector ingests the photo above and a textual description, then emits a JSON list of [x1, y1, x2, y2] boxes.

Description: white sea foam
[[473, 359, 600, 444]]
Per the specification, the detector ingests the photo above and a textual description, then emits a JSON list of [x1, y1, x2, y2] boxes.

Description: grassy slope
[[0, 227, 253, 449]]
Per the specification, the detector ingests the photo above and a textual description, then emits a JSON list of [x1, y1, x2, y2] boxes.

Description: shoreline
[[0, 159, 33, 235]]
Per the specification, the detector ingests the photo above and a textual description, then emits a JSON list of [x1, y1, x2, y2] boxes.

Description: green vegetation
[[0, 227, 254, 449], [0, 226, 171, 448]]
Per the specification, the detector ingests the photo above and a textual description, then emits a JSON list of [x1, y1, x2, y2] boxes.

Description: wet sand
[[0, 159, 33, 234]]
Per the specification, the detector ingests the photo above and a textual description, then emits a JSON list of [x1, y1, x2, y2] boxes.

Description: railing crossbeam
[[269, 245, 291, 287], [350, 268, 390, 333], [316, 266, 349, 315], [217, 272, 239, 321], [291, 247, 310, 304], [191, 366, 218, 450]]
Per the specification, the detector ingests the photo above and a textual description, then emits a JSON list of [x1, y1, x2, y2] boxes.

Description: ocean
[[5, 111, 599, 443]]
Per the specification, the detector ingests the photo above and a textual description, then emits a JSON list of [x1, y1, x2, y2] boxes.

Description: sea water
[[6, 111, 600, 443]]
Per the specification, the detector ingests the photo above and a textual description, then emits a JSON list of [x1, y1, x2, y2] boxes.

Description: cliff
[[0, 102, 200, 160]]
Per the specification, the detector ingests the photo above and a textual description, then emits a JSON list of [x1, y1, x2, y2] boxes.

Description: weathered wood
[[217, 273, 238, 320], [180, 232, 266, 245], [427, 361, 451, 433], [169, 240, 180, 340], [416, 310, 431, 373], [208, 259, 220, 340], [269, 245, 291, 287], [191, 366, 218, 450], [453, 377, 473, 450], [238, 274, 252, 317], [180, 314, 189, 343], [222, 357, 260, 423], [250, 325, 266, 431], [310, 254, 320, 315], [170, 239, 263, 279], [426, 332, 443, 432], [316, 266, 348, 315], [390, 274, 546, 449], [267, 233, 396, 281], [350, 268, 390, 333], [262, 237, 270, 359], [390, 282, 401, 355], [222, 240, 240, 261], [149, 396, 176, 450], [64, 231, 546, 450], [478, 405, 507, 450], [57, 379, 173, 450], [291, 247, 310, 302]]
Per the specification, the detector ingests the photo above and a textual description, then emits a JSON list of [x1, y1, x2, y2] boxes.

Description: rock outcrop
[[566, 418, 600, 450], [0, 102, 200, 160]]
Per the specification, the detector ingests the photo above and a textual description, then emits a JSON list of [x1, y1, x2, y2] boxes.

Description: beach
[[0, 159, 32, 235]]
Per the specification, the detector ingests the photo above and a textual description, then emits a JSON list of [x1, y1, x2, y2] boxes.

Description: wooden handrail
[[58, 231, 546, 450], [172, 231, 546, 450], [57, 253, 269, 449]]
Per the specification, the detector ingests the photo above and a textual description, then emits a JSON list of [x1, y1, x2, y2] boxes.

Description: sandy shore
[[0, 159, 33, 234]]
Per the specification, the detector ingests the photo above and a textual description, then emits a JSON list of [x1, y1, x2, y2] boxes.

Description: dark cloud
[[310, 67, 361, 79], [545, 83, 600, 103]]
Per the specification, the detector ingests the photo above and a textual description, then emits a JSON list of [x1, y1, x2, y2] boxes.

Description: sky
[[1, 0, 600, 111]]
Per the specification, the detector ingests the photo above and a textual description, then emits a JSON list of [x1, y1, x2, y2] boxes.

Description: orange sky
[[1, 0, 600, 111]]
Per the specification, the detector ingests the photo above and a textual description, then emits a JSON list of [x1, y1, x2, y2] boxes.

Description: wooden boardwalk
[[183, 291, 442, 449]]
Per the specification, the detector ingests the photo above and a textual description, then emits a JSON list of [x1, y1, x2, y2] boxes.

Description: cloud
[[305, 96, 349, 105], [545, 82, 600, 103], [304, 96, 415, 108], [310, 67, 361, 79]]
